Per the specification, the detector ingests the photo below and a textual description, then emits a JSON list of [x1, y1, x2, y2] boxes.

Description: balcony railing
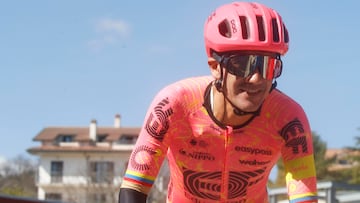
[[58, 142, 79, 147], [268, 181, 360, 203], [50, 175, 63, 183]]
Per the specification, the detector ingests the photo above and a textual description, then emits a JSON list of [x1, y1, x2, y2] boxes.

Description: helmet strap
[[214, 65, 224, 92], [223, 94, 261, 116], [270, 80, 277, 92]]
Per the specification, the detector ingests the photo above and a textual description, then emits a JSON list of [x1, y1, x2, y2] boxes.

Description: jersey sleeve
[[279, 102, 318, 203], [120, 84, 181, 195]]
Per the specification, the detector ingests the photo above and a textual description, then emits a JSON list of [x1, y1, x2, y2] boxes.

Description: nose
[[245, 71, 263, 83]]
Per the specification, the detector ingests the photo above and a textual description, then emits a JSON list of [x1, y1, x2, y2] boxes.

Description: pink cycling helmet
[[204, 2, 289, 57]]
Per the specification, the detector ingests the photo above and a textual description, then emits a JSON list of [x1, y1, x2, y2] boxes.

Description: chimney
[[89, 119, 97, 141], [114, 114, 121, 128]]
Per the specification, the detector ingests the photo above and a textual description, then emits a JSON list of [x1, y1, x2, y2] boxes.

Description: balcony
[[59, 142, 79, 147]]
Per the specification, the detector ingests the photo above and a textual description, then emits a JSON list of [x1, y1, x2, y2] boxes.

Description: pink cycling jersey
[[121, 76, 318, 203]]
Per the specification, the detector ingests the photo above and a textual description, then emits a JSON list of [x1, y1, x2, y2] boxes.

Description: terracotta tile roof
[[325, 148, 360, 159], [27, 145, 131, 153], [325, 148, 360, 171], [325, 148, 347, 159], [33, 127, 140, 141]]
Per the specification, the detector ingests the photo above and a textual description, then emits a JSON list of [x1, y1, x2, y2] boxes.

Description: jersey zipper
[[221, 127, 232, 202]]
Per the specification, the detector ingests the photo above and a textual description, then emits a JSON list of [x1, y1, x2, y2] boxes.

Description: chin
[[239, 97, 266, 111], [237, 103, 261, 112], [230, 91, 266, 112], [243, 106, 261, 112]]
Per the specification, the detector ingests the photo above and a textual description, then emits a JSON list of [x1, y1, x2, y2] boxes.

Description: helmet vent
[[272, 18, 280, 42], [239, 16, 249, 39], [256, 16, 266, 41], [218, 20, 231, 38]]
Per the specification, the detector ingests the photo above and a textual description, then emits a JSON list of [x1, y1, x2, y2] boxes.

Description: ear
[[208, 57, 221, 79]]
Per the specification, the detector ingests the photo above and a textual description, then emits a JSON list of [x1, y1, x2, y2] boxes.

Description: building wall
[[27, 117, 151, 202], [36, 151, 132, 203]]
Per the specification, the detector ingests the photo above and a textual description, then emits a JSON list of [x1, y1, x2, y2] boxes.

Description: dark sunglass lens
[[224, 54, 280, 79], [273, 59, 282, 78], [227, 56, 248, 77]]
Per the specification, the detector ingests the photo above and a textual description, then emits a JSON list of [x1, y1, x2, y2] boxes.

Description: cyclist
[[119, 2, 318, 203]]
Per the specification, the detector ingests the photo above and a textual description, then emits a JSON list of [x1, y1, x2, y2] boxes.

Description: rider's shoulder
[[266, 89, 305, 112], [160, 75, 213, 93]]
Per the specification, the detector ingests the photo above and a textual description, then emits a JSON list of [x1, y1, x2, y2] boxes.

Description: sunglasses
[[212, 52, 283, 80]]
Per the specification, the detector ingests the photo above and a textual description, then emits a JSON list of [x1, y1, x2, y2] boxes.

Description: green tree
[[273, 158, 286, 187], [345, 133, 360, 184], [312, 132, 336, 180], [325, 129, 360, 184], [0, 155, 37, 197]]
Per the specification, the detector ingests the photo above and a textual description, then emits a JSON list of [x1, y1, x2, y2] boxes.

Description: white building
[[27, 114, 142, 203]]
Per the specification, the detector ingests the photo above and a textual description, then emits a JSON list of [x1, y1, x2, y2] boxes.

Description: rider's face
[[223, 69, 273, 112]]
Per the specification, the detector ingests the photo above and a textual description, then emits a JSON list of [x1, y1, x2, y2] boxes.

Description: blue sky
[[1, 1, 360, 161]]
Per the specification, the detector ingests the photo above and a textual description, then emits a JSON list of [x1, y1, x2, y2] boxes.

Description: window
[[338, 159, 349, 165], [118, 134, 136, 144], [90, 193, 107, 203], [56, 134, 74, 143], [96, 134, 108, 142], [45, 193, 62, 201], [89, 161, 114, 183], [51, 161, 63, 183]]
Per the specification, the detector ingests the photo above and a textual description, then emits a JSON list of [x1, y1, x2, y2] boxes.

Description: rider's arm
[[119, 83, 182, 202], [280, 104, 318, 203], [119, 188, 147, 203]]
